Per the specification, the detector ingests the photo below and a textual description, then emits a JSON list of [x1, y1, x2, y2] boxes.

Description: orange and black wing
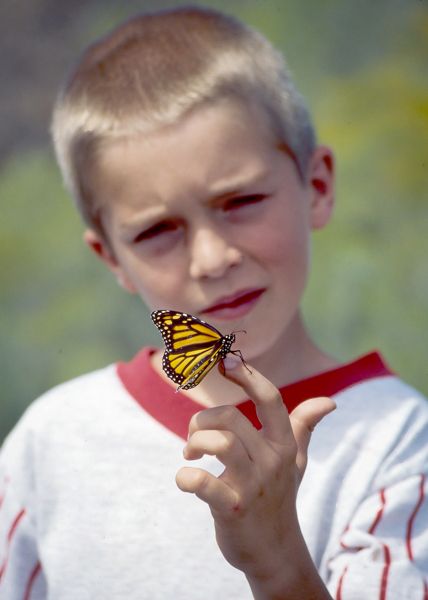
[[151, 310, 227, 389]]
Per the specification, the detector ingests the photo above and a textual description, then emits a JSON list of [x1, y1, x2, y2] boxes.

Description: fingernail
[[223, 356, 241, 370]]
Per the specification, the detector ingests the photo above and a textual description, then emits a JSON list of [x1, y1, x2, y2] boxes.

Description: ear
[[307, 145, 335, 230], [83, 229, 137, 294]]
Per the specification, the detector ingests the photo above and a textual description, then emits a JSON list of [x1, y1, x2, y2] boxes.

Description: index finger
[[220, 356, 293, 444]]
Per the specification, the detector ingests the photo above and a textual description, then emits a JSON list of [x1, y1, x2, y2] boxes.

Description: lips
[[201, 288, 266, 320]]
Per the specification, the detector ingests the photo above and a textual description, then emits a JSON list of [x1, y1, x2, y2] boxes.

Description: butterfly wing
[[151, 310, 226, 389], [168, 341, 225, 390]]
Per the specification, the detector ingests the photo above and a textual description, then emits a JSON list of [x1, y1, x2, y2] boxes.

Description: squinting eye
[[133, 221, 177, 243], [223, 194, 267, 211]]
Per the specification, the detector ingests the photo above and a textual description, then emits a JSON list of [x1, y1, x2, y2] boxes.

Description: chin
[[232, 327, 275, 361]]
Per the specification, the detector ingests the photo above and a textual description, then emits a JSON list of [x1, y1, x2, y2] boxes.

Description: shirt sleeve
[[326, 413, 428, 600], [0, 420, 47, 600]]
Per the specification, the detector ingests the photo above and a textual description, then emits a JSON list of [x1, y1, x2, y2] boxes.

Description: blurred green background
[[1, 0, 427, 444]]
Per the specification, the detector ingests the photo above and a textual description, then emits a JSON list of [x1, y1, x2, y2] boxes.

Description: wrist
[[245, 531, 332, 600]]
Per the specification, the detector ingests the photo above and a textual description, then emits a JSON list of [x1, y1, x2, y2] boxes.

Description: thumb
[[290, 397, 336, 479]]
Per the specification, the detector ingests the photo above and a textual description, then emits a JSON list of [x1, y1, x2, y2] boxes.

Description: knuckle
[[263, 389, 283, 406], [189, 405, 242, 433], [188, 410, 203, 432], [211, 405, 242, 430], [230, 494, 248, 517], [217, 431, 235, 455], [194, 470, 211, 493], [186, 430, 203, 450], [220, 404, 240, 423]]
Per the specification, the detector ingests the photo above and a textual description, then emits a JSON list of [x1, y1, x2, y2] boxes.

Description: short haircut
[[51, 5, 316, 234]]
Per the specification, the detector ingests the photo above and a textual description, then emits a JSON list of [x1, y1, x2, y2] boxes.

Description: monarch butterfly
[[151, 309, 247, 390]]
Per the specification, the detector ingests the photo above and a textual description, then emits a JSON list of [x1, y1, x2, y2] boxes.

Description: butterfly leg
[[231, 350, 252, 374]]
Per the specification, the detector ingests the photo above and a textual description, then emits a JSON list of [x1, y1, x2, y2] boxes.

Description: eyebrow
[[205, 167, 271, 203], [117, 205, 168, 235]]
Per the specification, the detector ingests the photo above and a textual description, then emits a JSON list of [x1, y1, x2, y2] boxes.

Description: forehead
[[94, 98, 287, 216]]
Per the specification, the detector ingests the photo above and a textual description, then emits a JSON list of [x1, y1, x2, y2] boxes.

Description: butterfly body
[[151, 309, 244, 390]]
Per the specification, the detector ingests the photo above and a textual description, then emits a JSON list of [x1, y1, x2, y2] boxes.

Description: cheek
[[114, 247, 187, 309], [251, 215, 310, 275], [135, 269, 186, 310]]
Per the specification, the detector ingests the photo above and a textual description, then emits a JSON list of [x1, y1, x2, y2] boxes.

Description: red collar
[[117, 349, 393, 440]]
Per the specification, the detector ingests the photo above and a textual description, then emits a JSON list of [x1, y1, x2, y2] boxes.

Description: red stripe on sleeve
[[0, 508, 26, 582], [339, 487, 387, 551], [336, 488, 389, 597], [6, 508, 26, 543], [369, 488, 386, 535], [23, 561, 41, 600], [406, 474, 426, 562], [335, 565, 348, 599], [379, 544, 391, 600], [423, 579, 428, 600], [335, 543, 392, 600]]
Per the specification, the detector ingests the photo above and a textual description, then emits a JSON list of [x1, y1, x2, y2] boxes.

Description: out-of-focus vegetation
[[1, 0, 427, 443]]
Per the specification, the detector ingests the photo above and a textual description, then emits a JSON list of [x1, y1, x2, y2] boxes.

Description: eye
[[133, 220, 178, 243], [222, 194, 267, 212]]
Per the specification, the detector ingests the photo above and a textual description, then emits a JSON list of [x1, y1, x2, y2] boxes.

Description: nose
[[189, 226, 242, 280]]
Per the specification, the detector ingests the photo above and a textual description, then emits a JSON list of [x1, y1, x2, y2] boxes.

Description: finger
[[176, 466, 238, 512], [221, 356, 293, 445], [290, 396, 336, 477], [184, 429, 253, 485], [188, 405, 267, 461]]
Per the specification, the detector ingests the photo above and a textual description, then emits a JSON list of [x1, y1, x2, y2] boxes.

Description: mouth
[[200, 288, 266, 320]]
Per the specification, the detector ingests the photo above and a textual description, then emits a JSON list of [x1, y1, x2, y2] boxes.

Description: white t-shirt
[[0, 349, 427, 599]]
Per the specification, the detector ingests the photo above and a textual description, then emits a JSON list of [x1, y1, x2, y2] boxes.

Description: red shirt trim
[[117, 349, 393, 441]]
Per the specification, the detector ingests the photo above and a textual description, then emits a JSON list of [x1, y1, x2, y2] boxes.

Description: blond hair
[[51, 6, 316, 233]]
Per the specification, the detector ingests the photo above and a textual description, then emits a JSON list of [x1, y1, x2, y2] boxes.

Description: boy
[[1, 6, 427, 599]]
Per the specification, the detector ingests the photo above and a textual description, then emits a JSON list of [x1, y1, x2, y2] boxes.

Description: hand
[[176, 357, 335, 599]]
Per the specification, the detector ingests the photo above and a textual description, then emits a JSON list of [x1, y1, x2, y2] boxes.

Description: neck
[[250, 311, 339, 388]]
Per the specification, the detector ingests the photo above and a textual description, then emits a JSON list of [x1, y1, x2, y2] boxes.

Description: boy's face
[[86, 99, 334, 361]]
